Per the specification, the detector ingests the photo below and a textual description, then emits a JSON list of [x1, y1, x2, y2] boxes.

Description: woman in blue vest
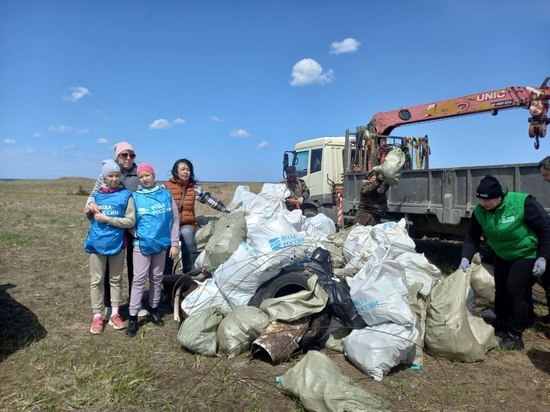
[[84, 159, 135, 334], [126, 163, 180, 337], [460, 175, 550, 350]]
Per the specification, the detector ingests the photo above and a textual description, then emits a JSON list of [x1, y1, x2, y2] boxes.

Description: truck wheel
[[248, 271, 311, 308]]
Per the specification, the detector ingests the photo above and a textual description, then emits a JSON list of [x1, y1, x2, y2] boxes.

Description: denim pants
[[179, 225, 199, 273]]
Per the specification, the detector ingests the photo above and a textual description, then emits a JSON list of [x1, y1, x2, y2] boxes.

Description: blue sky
[[1, 0, 549, 182]]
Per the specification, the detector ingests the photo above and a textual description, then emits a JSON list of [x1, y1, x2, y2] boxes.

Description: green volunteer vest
[[474, 192, 538, 260]]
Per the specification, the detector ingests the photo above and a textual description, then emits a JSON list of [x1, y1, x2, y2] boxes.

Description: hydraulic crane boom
[[367, 77, 550, 149]]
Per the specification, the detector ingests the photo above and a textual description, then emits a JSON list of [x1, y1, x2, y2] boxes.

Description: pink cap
[[137, 162, 155, 176], [114, 141, 135, 158]]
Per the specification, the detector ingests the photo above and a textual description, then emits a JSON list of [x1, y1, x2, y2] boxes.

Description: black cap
[[476, 175, 503, 199], [286, 166, 296, 177]]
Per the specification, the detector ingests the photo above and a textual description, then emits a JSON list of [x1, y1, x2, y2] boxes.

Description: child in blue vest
[[84, 159, 136, 334], [126, 163, 180, 337]]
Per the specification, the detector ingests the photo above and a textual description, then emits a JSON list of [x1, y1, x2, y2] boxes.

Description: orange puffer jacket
[[165, 178, 196, 228]]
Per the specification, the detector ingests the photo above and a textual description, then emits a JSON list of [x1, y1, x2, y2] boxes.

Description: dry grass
[[1, 178, 550, 411]]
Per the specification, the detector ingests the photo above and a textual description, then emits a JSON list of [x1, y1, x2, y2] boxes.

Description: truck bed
[[343, 163, 549, 238]]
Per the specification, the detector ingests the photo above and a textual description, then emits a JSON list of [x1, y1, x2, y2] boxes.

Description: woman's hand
[[169, 245, 180, 260], [94, 212, 109, 224]]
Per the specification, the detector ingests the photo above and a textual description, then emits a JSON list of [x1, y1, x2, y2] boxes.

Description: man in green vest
[[459, 175, 550, 350]]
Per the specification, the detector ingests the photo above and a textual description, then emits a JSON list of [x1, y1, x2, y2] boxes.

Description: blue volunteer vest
[[84, 189, 131, 255], [133, 186, 173, 255]]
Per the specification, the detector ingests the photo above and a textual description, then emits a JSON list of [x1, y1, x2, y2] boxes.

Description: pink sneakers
[[108, 314, 126, 330], [90, 316, 104, 334]]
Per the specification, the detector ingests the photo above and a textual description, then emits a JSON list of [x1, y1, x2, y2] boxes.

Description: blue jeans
[[180, 225, 199, 273]]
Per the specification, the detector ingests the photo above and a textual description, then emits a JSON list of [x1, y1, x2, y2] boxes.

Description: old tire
[[248, 271, 311, 308]]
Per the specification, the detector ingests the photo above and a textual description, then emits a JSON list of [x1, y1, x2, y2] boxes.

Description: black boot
[[499, 332, 524, 350], [126, 315, 139, 337], [148, 307, 165, 327]]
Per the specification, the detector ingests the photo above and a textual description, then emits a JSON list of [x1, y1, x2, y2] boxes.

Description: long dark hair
[[171, 158, 197, 185]]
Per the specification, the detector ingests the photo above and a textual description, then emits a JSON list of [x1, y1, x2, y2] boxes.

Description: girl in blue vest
[[460, 175, 550, 350], [127, 163, 180, 337], [84, 159, 136, 334]]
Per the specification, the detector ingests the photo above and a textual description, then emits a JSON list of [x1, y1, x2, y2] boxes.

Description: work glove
[[533, 257, 546, 278], [459, 258, 470, 273]]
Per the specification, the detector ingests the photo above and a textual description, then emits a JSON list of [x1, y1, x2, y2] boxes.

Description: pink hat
[[137, 162, 155, 176], [114, 141, 135, 158]]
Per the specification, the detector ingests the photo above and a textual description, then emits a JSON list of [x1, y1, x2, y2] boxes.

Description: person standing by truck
[[459, 175, 550, 350], [355, 172, 390, 226], [283, 166, 310, 211], [537, 156, 550, 324]]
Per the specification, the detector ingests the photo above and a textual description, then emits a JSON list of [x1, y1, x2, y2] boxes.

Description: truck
[[283, 77, 550, 239]]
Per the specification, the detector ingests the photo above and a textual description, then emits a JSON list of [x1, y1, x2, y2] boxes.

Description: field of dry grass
[[1, 178, 550, 411]]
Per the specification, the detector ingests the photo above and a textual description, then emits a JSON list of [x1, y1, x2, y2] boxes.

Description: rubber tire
[[248, 271, 311, 308]]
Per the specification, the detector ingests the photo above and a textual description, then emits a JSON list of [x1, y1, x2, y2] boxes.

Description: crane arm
[[367, 78, 550, 148]]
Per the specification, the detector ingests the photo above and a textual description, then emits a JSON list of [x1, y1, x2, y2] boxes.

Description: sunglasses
[[119, 152, 136, 159]]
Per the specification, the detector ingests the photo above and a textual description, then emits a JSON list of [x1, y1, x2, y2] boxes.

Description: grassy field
[[1, 178, 550, 411]]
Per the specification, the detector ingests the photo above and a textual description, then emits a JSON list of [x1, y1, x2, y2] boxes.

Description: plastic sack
[[214, 241, 314, 308], [469, 253, 495, 304], [393, 251, 442, 296], [343, 323, 418, 382], [278, 350, 385, 412], [181, 277, 232, 317], [406, 282, 427, 366], [372, 147, 406, 186], [321, 226, 354, 269], [424, 269, 496, 362], [195, 219, 217, 251], [177, 307, 225, 356], [217, 306, 270, 358], [348, 255, 415, 326], [228, 185, 257, 210], [203, 211, 247, 272], [259, 275, 328, 322]]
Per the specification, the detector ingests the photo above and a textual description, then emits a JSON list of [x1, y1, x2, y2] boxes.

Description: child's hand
[[94, 212, 109, 224]]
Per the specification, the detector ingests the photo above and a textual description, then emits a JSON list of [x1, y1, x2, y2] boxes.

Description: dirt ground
[[1, 178, 550, 411]]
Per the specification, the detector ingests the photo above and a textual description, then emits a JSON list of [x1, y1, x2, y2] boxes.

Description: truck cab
[[284, 137, 349, 222]]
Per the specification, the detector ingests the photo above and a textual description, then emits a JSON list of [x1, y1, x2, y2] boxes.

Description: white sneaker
[[137, 308, 148, 318]]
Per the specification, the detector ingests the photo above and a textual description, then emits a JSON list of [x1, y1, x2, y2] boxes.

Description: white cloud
[[230, 129, 250, 137], [63, 86, 91, 102], [290, 58, 334, 86], [329, 38, 361, 54], [149, 119, 171, 129], [62, 144, 75, 151], [97, 138, 109, 144], [49, 124, 72, 133], [257, 139, 268, 149], [209, 115, 223, 122], [4, 138, 16, 144], [149, 117, 185, 129], [77, 128, 90, 134], [33, 132, 42, 138]]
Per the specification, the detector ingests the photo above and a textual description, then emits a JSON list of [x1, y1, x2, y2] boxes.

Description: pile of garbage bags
[[175, 183, 498, 385]]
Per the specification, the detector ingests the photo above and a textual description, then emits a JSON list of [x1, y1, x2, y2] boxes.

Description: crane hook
[[534, 135, 540, 150]]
